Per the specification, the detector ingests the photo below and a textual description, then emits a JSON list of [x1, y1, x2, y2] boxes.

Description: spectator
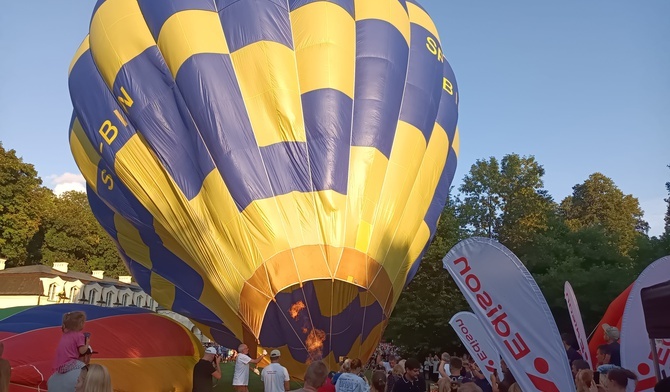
[[448, 357, 464, 391], [318, 372, 336, 392], [572, 359, 591, 377], [74, 346, 98, 392], [294, 361, 330, 392], [333, 359, 351, 385], [438, 352, 451, 392], [595, 344, 618, 375], [0, 342, 10, 392], [561, 333, 583, 365], [606, 368, 637, 392], [655, 376, 670, 392], [261, 350, 290, 392], [53, 311, 90, 374], [82, 364, 112, 392], [193, 347, 222, 392], [372, 370, 388, 392], [387, 364, 404, 392], [335, 358, 369, 392], [456, 382, 483, 392], [392, 358, 423, 392], [602, 324, 621, 367], [575, 369, 594, 392], [233, 344, 266, 392]]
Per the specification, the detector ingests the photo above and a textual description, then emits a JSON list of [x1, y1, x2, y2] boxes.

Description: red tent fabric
[[588, 284, 633, 368]]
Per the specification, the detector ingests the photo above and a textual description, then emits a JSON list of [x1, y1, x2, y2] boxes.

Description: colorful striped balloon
[[68, 0, 460, 378], [0, 304, 202, 391]]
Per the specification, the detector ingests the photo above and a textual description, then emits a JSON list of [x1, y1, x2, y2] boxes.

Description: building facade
[[0, 259, 158, 310]]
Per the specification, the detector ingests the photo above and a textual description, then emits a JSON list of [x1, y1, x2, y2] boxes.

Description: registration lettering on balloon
[[116, 86, 134, 113], [426, 36, 446, 62]]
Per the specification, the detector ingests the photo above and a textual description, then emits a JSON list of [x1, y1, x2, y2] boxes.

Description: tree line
[[2, 143, 669, 354], [385, 155, 670, 356], [0, 143, 125, 277]]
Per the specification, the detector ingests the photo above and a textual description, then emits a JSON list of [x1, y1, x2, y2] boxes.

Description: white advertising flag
[[620, 256, 670, 392], [443, 237, 574, 392], [449, 311, 501, 385], [564, 281, 593, 367]]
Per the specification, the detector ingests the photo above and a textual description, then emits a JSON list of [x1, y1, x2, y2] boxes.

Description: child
[[53, 311, 90, 373]]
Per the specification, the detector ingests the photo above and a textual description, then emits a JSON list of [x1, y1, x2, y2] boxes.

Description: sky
[[0, 1, 668, 235]]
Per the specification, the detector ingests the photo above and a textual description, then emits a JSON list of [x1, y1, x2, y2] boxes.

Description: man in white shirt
[[233, 344, 266, 392], [261, 349, 290, 392]]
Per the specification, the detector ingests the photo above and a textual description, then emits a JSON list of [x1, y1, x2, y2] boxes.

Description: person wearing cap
[[261, 349, 290, 392], [233, 344, 266, 392], [602, 324, 621, 367], [192, 346, 222, 392]]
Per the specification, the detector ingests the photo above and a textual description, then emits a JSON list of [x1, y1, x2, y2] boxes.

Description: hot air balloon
[[0, 304, 202, 391], [68, 0, 459, 378]]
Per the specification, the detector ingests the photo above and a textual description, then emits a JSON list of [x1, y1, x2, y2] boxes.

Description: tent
[[641, 279, 670, 382]]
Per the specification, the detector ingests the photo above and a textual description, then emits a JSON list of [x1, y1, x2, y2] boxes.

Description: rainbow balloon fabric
[[68, 0, 459, 377], [0, 304, 202, 391]]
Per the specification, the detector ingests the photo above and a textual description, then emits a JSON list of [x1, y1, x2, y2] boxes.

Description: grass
[[213, 362, 303, 392]]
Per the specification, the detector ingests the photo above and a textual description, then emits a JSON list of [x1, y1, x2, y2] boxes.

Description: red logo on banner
[[453, 256, 560, 391]]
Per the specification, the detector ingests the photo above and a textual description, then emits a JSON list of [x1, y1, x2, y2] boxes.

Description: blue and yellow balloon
[[68, 0, 459, 378]]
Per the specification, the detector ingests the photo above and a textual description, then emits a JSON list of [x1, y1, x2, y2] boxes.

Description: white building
[[0, 259, 157, 310]]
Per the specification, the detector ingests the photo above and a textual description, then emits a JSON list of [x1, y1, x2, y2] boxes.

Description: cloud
[[48, 172, 86, 196]]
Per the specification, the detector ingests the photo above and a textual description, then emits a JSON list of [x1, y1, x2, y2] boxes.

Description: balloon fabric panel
[[68, 0, 459, 379]]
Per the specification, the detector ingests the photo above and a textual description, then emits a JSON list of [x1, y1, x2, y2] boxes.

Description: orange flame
[[289, 301, 306, 319], [302, 327, 308, 334], [306, 328, 326, 362]]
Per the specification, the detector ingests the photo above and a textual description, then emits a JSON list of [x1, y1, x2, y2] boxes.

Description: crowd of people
[[195, 325, 670, 392]]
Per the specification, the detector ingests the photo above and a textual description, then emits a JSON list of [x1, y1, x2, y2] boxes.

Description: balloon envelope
[[0, 304, 202, 391], [68, 0, 459, 377]]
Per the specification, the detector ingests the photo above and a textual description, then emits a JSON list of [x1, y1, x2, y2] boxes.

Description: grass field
[[213, 362, 303, 392]]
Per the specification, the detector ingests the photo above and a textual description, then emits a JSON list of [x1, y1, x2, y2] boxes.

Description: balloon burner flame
[[289, 301, 326, 362]]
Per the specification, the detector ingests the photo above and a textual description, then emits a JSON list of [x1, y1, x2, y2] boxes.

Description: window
[[136, 295, 143, 307], [106, 291, 113, 307], [69, 287, 79, 303], [122, 293, 129, 306], [89, 289, 97, 305], [47, 284, 57, 301]]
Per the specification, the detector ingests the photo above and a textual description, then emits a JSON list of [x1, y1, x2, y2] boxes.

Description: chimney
[[53, 262, 69, 273], [119, 276, 132, 284], [92, 270, 104, 279], [0, 258, 6, 271]]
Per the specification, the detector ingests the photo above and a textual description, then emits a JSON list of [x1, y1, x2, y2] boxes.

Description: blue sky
[[0, 1, 668, 235]]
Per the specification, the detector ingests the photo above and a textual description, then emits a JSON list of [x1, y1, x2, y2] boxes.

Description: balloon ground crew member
[[261, 349, 290, 392], [192, 347, 222, 392], [233, 344, 266, 392]]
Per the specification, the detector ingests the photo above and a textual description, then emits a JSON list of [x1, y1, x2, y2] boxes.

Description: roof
[[0, 264, 141, 295]]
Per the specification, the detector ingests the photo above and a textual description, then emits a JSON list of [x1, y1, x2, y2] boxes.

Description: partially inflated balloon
[[0, 304, 202, 391], [69, 0, 459, 377]]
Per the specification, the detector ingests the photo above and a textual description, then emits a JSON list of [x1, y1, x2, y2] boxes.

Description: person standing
[[602, 324, 621, 367], [261, 350, 290, 392], [392, 358, 423, 392], [193, 347, 222, 392], [0, 342, 10, 392], [233, 344, 266, 392]]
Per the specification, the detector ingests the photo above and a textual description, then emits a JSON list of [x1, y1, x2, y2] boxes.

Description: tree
[[0, 143, 53, 266], [384, 196, 468, 355], [40, 191, 126, 277], [458, 154, 554, 253], [559, 173, 647, 256], [521, 218, 637, 333], [665, 165, 670, 236]]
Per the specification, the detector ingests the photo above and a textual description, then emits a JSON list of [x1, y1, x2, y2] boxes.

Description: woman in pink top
[[53, 311, 90, 373]]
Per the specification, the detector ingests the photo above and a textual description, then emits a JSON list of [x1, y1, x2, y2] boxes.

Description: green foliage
[[384, 196, 468, 355], [0, 143, 53, 266], [40, 191, 126, 277], [458, 154, 554, 253], [559, 173, 647, 255], [0, 143, 126, 275]]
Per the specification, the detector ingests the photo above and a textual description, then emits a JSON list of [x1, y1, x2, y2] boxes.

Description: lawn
[[213, 362, 303, 392]]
